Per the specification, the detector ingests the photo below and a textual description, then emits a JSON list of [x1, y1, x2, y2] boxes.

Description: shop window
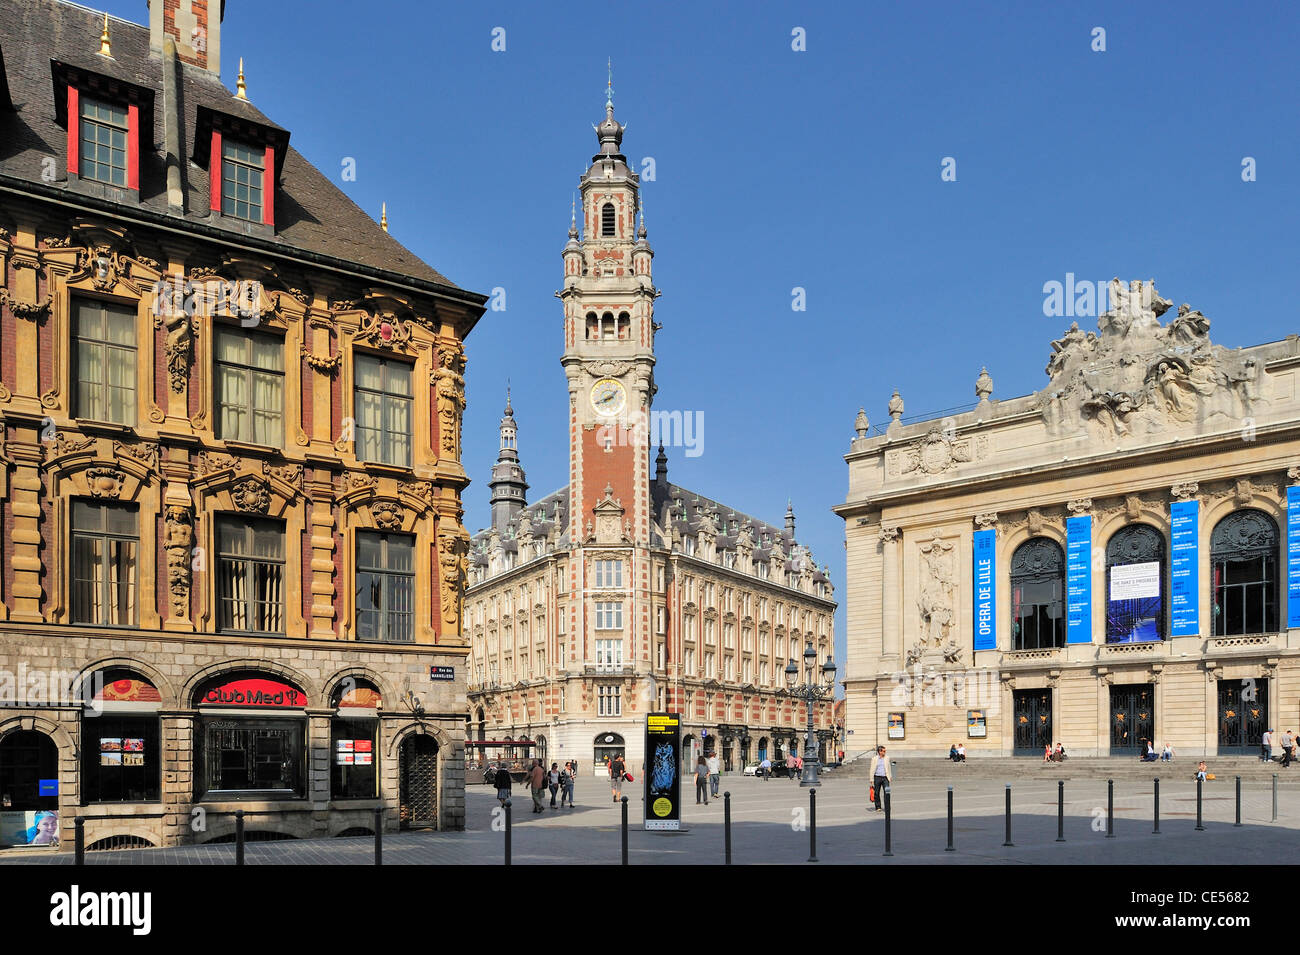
[[1010, 537, 1066, 650], [73, 297, 136, 425], [354, 355, 413, 467], [80, 714, 160, 803], [70, 501, 138, 626], [199, 718, 304, 797], [1105, 524, 1166, 643], [356, 532, 415, 642], [216, 516, 285, 633], [1211, 509, 1279, 636], [215, 326, 284, 445], [331, 717, 378, 800]]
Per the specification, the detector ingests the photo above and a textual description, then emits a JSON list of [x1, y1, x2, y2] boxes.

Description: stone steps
[[834, 757, 1299, 783]]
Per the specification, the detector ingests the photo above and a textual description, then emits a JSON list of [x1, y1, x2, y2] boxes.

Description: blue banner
[[973, 529, 996, 651], [1170, 500, 1199, 636], [1289, 487, 1300, 629], [1066, 515, 1092, 644]]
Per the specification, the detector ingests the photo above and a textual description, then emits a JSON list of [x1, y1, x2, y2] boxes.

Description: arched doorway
[[0, 731, 59, 847], [398, 735, 438, 830], [535, 735, 547, 767], [757, 736, 768, 761], [594, 732, 625, 776]]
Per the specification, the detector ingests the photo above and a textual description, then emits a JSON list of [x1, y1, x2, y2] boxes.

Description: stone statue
[[916, 535, 956, 649], [163, 505, 193, 619], [432, 342, 467, 457]]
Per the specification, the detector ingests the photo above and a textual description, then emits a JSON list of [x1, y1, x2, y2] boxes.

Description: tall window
[[71, 502, 137, 626], [217, 517, 285, 633], [355, 355, 413, 467], [221, 140, 264, 222], [596, 638, 623, 672], [74, 298, 136, 424], [601, 202, 616, 236], [356, 532, 414, 642], [1211, 509, 1279, 636], [1106, 524, 1166, 643], [704, 651, 715, 678], [1010, 538, 1066, 650], [215, 327, 284, 445], [80, 96, 127, 185], [595, 601, 623, 629], [598, 684, 621, 716], [595, 559, 624, 588]]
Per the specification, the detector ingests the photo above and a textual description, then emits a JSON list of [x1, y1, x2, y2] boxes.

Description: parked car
[[769, 759, 802, 779], [743, 762, 760, 776]]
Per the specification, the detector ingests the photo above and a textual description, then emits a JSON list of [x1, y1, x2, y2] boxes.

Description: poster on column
[[644, 713, 681, 831], [1170, 500, 1199, 636], [1288, 486, 1300, 629], [972, 529, 996, 651], [1066, 516, 1092, 643]]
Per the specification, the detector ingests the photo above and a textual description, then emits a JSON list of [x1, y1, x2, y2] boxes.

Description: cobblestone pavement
[[5, 775, 1298, 864]]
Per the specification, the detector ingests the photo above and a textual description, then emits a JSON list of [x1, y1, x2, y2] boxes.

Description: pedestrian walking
[[610, 753, 626, 803], [528, 759, 547, 813], [695, 755, 710, 805], [1262, 728, 1274, 763], [559, 761, 575, 807], [869, 745, 892, 812], [493, 761, 513, 807], [706, 750, 721, 799], [548, 762, 561, 808], [759, 755, 772, 780]]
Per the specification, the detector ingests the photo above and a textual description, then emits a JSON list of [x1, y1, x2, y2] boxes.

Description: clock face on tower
[[590, 378, 627, 416]]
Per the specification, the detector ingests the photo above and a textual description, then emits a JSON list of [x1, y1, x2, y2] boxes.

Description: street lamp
[[785, 640, 837, 786]]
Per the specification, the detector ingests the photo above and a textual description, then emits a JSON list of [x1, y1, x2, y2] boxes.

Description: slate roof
[[0, 0, 468, 293]]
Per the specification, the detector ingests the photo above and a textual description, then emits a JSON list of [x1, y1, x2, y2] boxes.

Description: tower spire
[[606, 57, 614, 110], [489, 384, 528, 532]]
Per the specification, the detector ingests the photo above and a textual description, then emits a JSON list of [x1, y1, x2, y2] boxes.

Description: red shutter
[[67, 86, 79, 177], [126, 103, 139, 191], [209, 130, 222, 213], [262, 145, 275, 227]]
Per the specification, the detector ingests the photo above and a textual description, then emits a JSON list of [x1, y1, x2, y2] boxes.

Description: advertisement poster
[[336, 739, 354, 765], [0, 810, 59, 847], [99, 737, 122, 766], [972, 529, 997, 651], [122, 738, 145, 767], [968, 710, 987, 738], [888, 712, 905, 739], [1108, 561, 1162, 643], [1170, 500, 1200, 636], [1066, 516, 1092, 643], [1289, 486, 1300, 629], [643, 713, 681, 831]]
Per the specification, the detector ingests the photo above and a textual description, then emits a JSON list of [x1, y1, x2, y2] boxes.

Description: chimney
[[149, 0, 223, 74]]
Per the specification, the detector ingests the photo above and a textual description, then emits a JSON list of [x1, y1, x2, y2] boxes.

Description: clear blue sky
[[98, 0, 1300, 671]]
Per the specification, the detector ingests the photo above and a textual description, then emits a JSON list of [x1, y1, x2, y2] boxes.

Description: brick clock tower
[[556, 82, 659, 677]]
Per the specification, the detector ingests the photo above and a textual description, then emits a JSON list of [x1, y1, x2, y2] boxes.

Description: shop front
[[194, 673, 308, 800]]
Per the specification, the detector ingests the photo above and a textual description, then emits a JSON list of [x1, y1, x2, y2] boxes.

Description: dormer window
[[79, 97, 128, 186], [221, 140, 265, 222], [601, 202, 616, 237]]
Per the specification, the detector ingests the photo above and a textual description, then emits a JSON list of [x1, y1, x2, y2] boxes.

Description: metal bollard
[[621, 796, 629, 866], [1056, 780, 1065, 842], [504, 798, 512, 866], [1106, 779, 1114, 838], [882, 784, 893, 857], [946, 786, 955, 852], [235, 809, 245, 866], [1002, 784, 1013, 847], [1153, 778, 1161, 834], [808, 788, 818, 863], [74, 817, 85, 866], [374, 806, 383, 865], [1195, 777, 1205, 831], [1273, 774, 1278, 822], [724, 791, 732, 865], [1235, 775, 1242, 827]]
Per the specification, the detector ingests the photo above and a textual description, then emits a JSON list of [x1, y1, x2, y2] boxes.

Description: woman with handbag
[[695, 755, 710, 805]]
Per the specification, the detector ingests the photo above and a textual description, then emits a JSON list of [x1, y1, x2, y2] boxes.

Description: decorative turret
[[488, 388, 529, 532]]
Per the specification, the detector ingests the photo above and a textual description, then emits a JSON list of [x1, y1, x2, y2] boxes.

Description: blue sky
[[98, 0, 1300, 670]]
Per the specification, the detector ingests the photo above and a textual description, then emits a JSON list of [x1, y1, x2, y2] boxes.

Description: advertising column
[[973, 529, 997, 651], [644, 713, 681, 831]]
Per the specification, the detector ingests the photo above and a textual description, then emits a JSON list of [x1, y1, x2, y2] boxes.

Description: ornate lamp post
[[784, 640, 837, 786]]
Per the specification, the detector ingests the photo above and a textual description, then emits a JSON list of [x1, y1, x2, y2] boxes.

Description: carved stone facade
[[0, 1, 485, 847], [839, 280, 1300, 758]]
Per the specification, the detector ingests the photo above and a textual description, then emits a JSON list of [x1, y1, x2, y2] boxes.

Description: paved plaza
[[4, 773, 1299, 865]]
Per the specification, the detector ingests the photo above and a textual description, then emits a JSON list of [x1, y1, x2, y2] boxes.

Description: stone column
[[307, 468, 337, 637], [7, 419, 44, 623], [160, 711, 195, 846], [307, 709, 333, 837], [879, 526, 901, 666]]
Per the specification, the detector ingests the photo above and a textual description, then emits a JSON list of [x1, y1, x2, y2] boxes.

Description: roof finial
[[380, 202, 388, 232], [569, 193, 578, 238], [99, 13, 112, 57], [606, 57, 614, 110], [236, 58, 247, 99], [637, 195, 646, 239]]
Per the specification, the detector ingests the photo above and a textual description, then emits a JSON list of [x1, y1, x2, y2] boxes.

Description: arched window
[[601, 311, 615, 340], [601, 202, 616, 237], [617, 312, 630, 339], [1211, 509, 1279, 636], [1010, 538, 1065, 650], [585, 312, 598, 340], [1105, 524, 1166, 643]]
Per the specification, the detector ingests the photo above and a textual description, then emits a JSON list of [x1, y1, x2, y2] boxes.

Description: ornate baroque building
[[837, 280, 1300, 757], [465, 96, 836, 776], [0, 0, 485, 847]]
